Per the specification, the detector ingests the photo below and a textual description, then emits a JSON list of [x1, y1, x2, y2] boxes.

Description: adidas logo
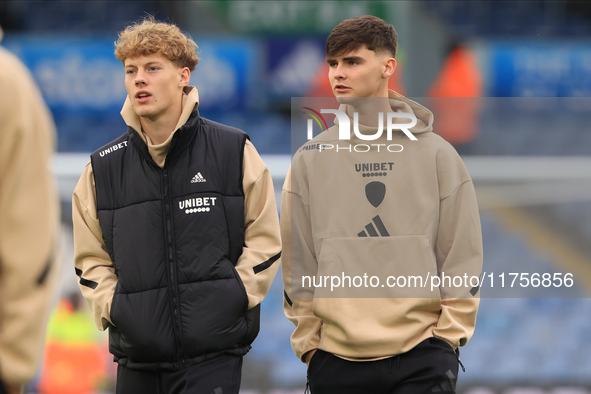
[[191, 172, 206, 183], [358, 215, 390, 237], [358, 181, 390, 237]]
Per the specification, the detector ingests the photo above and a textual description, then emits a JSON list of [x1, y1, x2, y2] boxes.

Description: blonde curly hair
[[114, 16, 199, 71]]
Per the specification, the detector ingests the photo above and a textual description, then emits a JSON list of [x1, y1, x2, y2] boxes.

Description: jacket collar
[[122, 86, 201, 167], [120, 86, 200, 137]]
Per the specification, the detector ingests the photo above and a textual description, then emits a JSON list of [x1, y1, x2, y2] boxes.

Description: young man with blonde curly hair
[[73, 16, 281, 393]]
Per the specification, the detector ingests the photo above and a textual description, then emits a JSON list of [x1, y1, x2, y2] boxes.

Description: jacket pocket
[[109, 282, 120, 327], [313, 235, 440, 299], [228, 263, 258, 345], [229, 262, 249, 313], [108, 287, 177, 362]]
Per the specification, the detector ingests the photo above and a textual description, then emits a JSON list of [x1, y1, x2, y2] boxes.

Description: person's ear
[[383, 58, 397, 78], [179, 67, 191, 87]]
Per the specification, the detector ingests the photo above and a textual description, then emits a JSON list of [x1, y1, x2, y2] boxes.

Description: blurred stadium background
[[2, 1, 591, 393]]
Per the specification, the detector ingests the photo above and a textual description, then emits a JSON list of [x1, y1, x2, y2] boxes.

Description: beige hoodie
[[282, 91, 482, 361], [0, 38, 61, 388], [73, 86, 281, 331]]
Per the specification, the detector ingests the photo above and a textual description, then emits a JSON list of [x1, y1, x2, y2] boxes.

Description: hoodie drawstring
[[388, 355, 401, 374]]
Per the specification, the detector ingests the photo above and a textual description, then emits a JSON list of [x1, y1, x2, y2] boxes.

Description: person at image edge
[[0, 24, 61, 394]]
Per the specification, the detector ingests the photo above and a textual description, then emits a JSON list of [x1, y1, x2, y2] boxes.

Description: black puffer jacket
[[91, 110, 259, 371]]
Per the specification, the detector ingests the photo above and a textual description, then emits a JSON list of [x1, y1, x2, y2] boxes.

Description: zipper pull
[[455, 348, 465, 373]]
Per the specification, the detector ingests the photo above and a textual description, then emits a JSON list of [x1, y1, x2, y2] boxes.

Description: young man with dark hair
[[325, 14, 398, 62], [282, 15, 482, 393], [73, 16, 281, 394]]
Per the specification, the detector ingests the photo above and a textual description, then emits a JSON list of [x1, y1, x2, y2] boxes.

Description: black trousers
[[308, 337, 459, 394], [0, 380, 8, 394], [116, 355, 242, 394]]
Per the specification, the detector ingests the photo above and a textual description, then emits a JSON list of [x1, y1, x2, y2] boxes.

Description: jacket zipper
[[163, 169, 187, 364]]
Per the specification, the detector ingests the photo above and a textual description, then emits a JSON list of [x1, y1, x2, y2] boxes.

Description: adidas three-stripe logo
[[191, 172, 206, 183], [358, 215, 390, 237]]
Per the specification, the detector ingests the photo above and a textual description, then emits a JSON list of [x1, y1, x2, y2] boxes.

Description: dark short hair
[[326, 15, 398, 59]]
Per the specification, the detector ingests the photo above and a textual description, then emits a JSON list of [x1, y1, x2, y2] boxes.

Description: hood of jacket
[[332, 90, 433, 139], [119, 86, 200, 167], [120, 85, 200, 135]]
